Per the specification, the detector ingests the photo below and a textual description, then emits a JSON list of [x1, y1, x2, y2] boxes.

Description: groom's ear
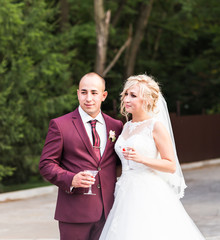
[[102, 91, 108, 101]]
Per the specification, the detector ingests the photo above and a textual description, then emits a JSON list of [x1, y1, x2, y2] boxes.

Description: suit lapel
[[72, 108, 99, 164], [100, 113, 111, 162]]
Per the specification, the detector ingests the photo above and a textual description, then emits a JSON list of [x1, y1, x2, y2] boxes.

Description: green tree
[[0, 0, 78, 185], [101, 0, 220, 114], [1, 0, 220, 188]]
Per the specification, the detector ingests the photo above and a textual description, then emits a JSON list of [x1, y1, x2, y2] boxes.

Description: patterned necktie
[[89, 120, 101, 161]]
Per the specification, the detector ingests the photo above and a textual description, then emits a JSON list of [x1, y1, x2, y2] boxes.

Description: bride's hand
[[122, 147, 142, 163]]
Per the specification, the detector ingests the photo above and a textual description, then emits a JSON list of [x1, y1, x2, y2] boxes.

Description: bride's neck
[[131, 113, 151, 122]]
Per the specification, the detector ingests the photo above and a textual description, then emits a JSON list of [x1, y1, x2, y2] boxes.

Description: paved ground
[[0, 188, 59, 239], [0, 160, 220, 240], [181, 164, 220, 239]]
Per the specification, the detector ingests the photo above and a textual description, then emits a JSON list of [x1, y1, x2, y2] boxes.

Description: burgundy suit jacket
[[39, 108, 123, 223]]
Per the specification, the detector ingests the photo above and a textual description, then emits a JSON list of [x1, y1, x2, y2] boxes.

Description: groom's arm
[[39, 119, 75, 192]]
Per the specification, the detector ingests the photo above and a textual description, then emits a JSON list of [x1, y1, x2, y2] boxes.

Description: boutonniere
[[109, 130, 116, 142]]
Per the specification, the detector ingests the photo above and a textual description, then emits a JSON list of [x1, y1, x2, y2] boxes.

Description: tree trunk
[[125, 0, 154, 78], [111, 0, 127, 27], [152, 12, 166, 60], [94, 0, 111, 76], [103, 25, 132, 77], [60, 0, 69, 32]]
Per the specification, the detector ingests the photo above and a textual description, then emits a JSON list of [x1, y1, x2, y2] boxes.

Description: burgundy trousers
[[59, 213, 105, 240]]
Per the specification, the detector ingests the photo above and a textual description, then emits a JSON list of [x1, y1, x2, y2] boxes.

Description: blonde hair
[[120, 74, 160, 118]]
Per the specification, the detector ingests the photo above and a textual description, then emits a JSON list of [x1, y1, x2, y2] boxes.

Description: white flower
[[109, 130, 116, 142]]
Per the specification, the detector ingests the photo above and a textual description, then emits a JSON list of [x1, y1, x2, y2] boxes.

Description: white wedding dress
[[99, 118, 205, 240]]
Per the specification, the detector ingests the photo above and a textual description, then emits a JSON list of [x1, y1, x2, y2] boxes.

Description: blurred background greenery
[[0, 0, 219, 191]]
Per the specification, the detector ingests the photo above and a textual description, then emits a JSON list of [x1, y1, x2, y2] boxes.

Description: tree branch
[[111, 0, 127, 27], [60, 0, 69, 31], [94, 0, 111, 75], [125, 0, 155, 78], [103, 25, 132, 77]]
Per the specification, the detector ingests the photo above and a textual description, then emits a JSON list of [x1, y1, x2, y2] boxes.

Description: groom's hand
[[71, 171, 95, 188]]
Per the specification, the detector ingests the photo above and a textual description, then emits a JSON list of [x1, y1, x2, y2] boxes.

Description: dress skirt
[[99, 169, 205, 240]]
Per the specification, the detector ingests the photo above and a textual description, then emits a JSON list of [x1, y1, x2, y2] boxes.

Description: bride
[[99, 74, 205, 240]]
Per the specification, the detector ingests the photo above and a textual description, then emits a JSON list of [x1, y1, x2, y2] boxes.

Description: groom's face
[[77, 74, 108, 118]]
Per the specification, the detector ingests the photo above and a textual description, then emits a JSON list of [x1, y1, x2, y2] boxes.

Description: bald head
[[77, 72, 108, 118], [79, 72, 106, 91]]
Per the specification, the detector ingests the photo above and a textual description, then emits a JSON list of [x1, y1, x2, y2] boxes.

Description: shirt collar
[[78, 106, 104, 125]]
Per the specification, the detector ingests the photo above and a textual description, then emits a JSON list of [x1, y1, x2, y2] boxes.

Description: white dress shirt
[[78, 106, 107, 156], [71, 106, 107, 190]]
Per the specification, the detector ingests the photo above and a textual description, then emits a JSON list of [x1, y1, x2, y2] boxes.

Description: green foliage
[[0, 165, 15, 182], [1, 175, 51, 193], [99, 0, 220, 115], [0, 0, 78, 186], [134, 0, 220, 114], [1, 0, 220, 188]]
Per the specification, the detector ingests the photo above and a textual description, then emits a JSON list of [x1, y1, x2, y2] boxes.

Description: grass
[[0, 177, 52, 193]]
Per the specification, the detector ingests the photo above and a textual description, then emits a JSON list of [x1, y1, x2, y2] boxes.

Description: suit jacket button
[[97, 184, 101, 189], [98, 167, 101, 171]]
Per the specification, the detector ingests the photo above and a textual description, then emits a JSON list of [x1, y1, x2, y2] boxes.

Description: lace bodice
[[115, 118, 159, 172]]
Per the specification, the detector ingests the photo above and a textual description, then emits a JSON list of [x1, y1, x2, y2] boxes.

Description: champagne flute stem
[[88, 186, 92, 194]]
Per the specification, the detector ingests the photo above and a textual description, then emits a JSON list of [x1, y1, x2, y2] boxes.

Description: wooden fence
[[170, 114, 220, 163]]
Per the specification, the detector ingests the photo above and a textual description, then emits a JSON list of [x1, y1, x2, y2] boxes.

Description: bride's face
[[123, 85, 144, 115]]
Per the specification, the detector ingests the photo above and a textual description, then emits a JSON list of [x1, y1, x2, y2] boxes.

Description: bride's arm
[[150, 121, 176, 173], [124, 122, 176, 173]]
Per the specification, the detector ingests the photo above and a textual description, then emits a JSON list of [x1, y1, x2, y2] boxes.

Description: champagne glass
[[122, 146, 133, 169], [84, 170, 98, 195]]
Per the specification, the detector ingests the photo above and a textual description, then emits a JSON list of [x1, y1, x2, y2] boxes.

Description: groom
[[39, 72, 123, 240]]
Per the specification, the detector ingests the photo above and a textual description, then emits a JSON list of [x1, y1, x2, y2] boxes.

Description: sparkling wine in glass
[[84, 170, 98, 195], [122, 146, 133, 169]]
